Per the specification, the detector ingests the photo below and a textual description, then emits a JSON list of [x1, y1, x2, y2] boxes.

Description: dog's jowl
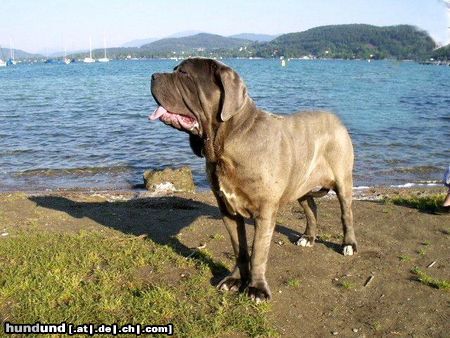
[[150, 58, 356, 302]]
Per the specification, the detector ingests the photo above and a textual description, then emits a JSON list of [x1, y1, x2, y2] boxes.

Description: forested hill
[[255, 24, 436, 60], [140, 33, 252, 52], [0, 47, 42, 59], [431, 45, 450, 61], [64, 24, 437, 60]]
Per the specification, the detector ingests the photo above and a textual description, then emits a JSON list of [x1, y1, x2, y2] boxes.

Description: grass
[[399, 255, 411, 262], [318, 233, 332, 241], [210, 233, 225, 241], [372, 321, 382, 331], [0, 229, 277, 337], [384, 193, 446, 213], [417, 248, 426, 256], [411, 267, 450, 290], [340, 280, 355, 290], [286, 278, 301, 288]]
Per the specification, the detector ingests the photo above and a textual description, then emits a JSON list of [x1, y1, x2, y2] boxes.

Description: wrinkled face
[[149, 58, 249, 139]]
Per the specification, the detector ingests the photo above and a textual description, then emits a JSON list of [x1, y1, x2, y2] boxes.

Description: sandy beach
[[0, 186, 448, 336]]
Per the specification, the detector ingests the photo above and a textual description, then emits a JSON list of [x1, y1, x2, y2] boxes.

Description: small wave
[[15, 166, 133, 177], [393, 165, 443, 174], [0, 149, 35, 156], [353, 186, 371, 190], [389, 182, 441, 188]]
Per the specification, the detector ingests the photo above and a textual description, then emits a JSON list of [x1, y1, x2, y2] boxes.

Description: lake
[[0, 59, 448, 191]]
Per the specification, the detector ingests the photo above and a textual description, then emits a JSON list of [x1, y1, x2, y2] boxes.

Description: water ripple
[[0, 59, 449, 190]]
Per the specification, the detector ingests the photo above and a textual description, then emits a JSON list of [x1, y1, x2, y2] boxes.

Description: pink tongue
[[149, 106, 167, 121]]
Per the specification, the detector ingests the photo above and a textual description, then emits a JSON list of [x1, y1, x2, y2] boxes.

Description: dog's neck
[[203, 100, 259, 163]]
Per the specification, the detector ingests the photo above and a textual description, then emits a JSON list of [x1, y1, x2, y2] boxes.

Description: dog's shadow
[[29, 195, 230, 284], [29, 195, 343, 285]]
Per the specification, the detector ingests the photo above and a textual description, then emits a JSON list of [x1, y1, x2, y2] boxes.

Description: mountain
[[121, 31, 205, 48], [431, 44, 450, 61], [62, 24, 437, 60], [122, 37, 159, 48], [229, 33, 277, 42], [140, 33, 252, 52], [256, 24, 436, 60], [0, 47, 42, 59], [166, 30, 204, 38]]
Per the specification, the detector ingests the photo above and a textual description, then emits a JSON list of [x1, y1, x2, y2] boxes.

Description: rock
[[143, 167, 196, 193], [352, 328, 358, 333]]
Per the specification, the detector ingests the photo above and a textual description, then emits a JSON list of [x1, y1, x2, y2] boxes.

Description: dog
[[149, 58, 357, 302]]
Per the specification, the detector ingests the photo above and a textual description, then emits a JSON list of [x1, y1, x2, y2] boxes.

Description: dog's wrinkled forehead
[[175, 58, 222, 77]]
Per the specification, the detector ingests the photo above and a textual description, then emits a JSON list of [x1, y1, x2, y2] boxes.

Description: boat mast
[[90, 37, 92, 59], [9, 38, 14, 60]]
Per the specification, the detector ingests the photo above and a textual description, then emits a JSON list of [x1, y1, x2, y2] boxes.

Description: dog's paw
[[343, 245, 354, 256], [295, 236, 313, 247], [217, 276, 244, 292], [248, 281, 271, 303]]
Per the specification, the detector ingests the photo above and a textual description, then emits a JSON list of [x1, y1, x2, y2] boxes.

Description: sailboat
[[6, 39, 17, 66], [0, 45, 6, 67], [83, 37, 95, 63], [63, 47, 73, 64], [98, 38, 110, 63]]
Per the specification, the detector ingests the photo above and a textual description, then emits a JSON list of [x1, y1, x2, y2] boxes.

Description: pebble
[[352, 328, 358, 333], [332, 331, 338, 335]]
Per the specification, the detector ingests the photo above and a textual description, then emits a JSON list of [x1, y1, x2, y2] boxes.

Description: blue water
[[0, 59, 449, 191]]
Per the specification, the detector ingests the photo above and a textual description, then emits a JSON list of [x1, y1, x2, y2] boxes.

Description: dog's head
[[150, 58, 251, 156]]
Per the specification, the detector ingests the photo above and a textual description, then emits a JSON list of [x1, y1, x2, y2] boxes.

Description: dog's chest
[[207, 159, 254, 218]]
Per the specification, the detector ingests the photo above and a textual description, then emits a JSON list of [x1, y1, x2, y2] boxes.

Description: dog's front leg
[[248, 207, 277, 302], [214, 195, 250, 292]]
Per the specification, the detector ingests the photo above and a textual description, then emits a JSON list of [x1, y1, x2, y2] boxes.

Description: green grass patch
[[384, 193, 446, 213], [372, 321, 382, 331], [411, 267, 450, 290], [417, 248, 426, 256], [318, 233, 332, 241], [286, 278, 301, 288], [210, 233, 225, 241], [399, 255, 411, 262], [339, 280, 355, 290], [0, 230, 277, 337]]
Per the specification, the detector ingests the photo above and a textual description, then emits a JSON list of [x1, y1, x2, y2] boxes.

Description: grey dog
[[149, 58, 357, 302]]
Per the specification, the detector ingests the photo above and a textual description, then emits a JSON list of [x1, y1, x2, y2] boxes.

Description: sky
[[0, 0, 448, 54]]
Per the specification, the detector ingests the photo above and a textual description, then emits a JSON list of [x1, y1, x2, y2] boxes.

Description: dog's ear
[[217, 66, 248, 122]]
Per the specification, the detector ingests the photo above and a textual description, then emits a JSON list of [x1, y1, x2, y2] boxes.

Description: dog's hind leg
[[295, 196, 317, 247], [335, 177, 357, 256]]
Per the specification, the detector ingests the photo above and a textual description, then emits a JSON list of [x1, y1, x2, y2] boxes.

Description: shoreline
[[1, 184, 446, 202]]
